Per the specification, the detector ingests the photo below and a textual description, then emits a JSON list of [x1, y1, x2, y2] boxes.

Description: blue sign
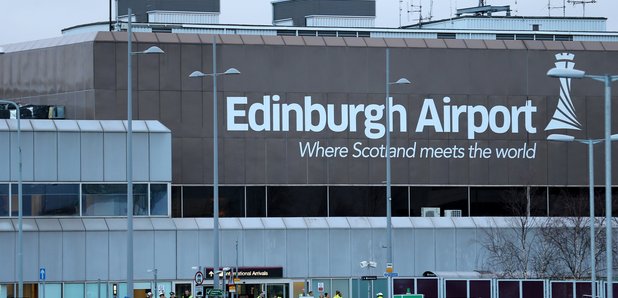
[[39, 267, 46, 280], [383, 272, 399, 277]]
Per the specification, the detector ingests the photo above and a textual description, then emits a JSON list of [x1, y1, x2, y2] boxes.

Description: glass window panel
[[469, 280, 491, 298], [393, 279, 414, 295], [445, 280, 466, 298], [268, 186, 327, 217], [575, 282, 592, 298], [522, 281, 544, 298], [0, 184, 8, 217], [551, 282, 573, 298], [410, 187, 468, 217], [44, 283, 62, 298], [150, 184, 169, 216], [171, 186, 182, 217], [549, 187, 588, 217], [182, 186, 245, 217], [86, 283, 108, 298], [11, 184, 79, 216], [331, 279, 349, 298], [0, 284, 9, 298], [498, 281, 519, 298], [246, 186, 265, 217], [329, 186, 384, 216], [64, 283, 85, 298], [82, 184, 147, 216], [470, 187, 528, 216], [312, 279, 331, 296], [416, 279, 438, 298]]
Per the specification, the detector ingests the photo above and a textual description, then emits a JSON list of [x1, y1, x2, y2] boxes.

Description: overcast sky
[[1, 0, 617, 45]]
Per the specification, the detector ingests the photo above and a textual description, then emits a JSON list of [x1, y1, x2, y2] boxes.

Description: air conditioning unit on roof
[[445, 209, 463, 217], [421, 207, 441, 217]]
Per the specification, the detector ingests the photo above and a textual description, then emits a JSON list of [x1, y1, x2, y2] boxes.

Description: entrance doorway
[[234, 283, 288, 298]]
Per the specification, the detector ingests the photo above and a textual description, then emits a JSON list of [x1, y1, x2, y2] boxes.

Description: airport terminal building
[[2, 5, 618, 297]]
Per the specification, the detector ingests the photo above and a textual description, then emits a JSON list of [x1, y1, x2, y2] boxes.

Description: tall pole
[[213, 34, 221, 291], [588, 140, 596, 298], [1, 100, 22, 298], [385, 48, 393, 298], [127, 7, 134, 298], [605, 75, 613, 298]]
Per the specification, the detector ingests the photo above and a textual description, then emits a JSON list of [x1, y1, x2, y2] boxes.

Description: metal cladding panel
[[153, 230, 177, 280], [307, 229, 329, 277], [455, 228, 479, 271], [10, 131, 34, 181], [23, 232, 40, 282], [220, 230, 242, 267], [264, 230, 286, 267], [286, 229, 308, 277], [329, 229, 351, 277], [62, 232, 86, 281], [57, 132, 81, 181], [149, 132, 172, 181], [392, 229, 415, 276], [434, 229, 457, 271], [196, 230, 214, 273], [80, 132, 104, 181], [82, 231, 107, 280], [176, 230, 199, 279], [349, 228, 373, 276], [273, 0, 375, 26], [103, 132, 126, 181], [0, 232, 15, 281], [133, 133, 150, 181], [107, 231, 127, 280], [33, 132, 58, 181], [243, 229, 265, 266], [414, 229, 435, 274], [0, 130, 9, 181], [133, 231, 155, 280]]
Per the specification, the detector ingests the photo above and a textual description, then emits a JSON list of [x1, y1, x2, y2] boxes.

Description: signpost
[[207, 288, 224, 296], [361, 276, 377, 280], [383, 273, 399, 278], [39, 267, 46, 298], [195, 271, 204, 285]]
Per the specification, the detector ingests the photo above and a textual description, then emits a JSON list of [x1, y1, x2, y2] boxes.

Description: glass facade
[[166, 185, 615, 218], [0, 183, 170, 217]]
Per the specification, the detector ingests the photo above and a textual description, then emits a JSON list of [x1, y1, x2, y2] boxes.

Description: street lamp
[[384, 48, 410, 298], [189, 35, 241, 292], [147, 269, 158, 296], [547, 68, 618, 298], [126, 8, 164, 298], [548, 133, 618, 298], [360, 261, 377, 298], [0, 100, 22, 298]]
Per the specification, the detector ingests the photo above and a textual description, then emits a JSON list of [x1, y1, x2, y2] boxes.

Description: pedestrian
[[334, 291, 342, 298], [182, 289, 193, 298], [324, 292, 330, 298], [159, 292, 167, 298], [170, 292, 177, 298], [376, 292, 384, 298], [308, 291, 314, 298], [147, 292, 153, 298]]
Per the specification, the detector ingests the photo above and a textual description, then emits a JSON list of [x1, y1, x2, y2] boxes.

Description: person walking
[[334, 291, 341, 298], [170, 292, 177, 298], [182, 289, 193, 298]]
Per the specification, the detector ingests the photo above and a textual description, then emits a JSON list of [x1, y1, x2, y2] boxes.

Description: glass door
[[266, 284, 288, 298]]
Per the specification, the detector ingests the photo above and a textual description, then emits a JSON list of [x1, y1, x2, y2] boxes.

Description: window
[[470, 187, 527, 216], [410, 187, 467, 217], [268, 186, 327, 217], [171, 186, 182, 217], [82, 184, 147, 216], [496, 34, 515, 40], [0, 184, 8, 216], [329, 186, 406, 217], [437, 33, 456, 39], [246, 186, 266, 217], [182, 186, 245, 217], [150, 184, 169, 216], [12, 184, 79, 216]]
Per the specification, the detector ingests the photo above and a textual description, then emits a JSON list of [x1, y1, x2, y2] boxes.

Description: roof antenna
[[547, 0, 567, 17], [567, 0, 597, 17]]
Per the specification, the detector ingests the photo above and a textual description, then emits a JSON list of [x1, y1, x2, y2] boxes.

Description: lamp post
[[189, 35, 241, 292], [126, 8, 164, 298], [547, 68, 618, 298], [147, 269, 158, 296], [385, 48, 410, 298], [360, 261, 377, 298], [0, 100, 22, 298], [548, 133, 618, 298]]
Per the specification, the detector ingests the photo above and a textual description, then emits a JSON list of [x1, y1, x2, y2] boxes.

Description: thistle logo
[[545, 52, 583, 137]]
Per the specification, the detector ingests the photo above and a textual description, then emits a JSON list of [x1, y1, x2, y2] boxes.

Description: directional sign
[[195, 285, 204, 295], [361, 276, 377, 280], [207, 289, 224, 296], [39, 267, 46, 280], [195, 271, 204, 285], [383, 272, 399, 278]]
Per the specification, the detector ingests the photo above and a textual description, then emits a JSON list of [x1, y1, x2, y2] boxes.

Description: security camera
[[360, 261, 369, 268]]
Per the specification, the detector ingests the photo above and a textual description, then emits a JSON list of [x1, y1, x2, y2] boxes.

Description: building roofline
[[404, 15, 607, 28]]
